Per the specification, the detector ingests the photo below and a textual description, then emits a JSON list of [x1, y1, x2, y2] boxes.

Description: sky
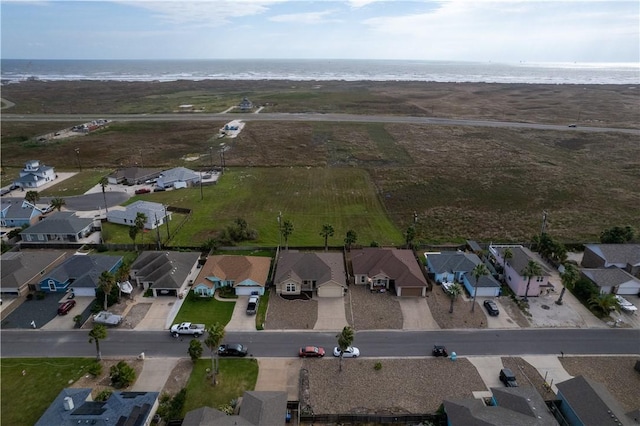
[[1, 0, 638, 62]]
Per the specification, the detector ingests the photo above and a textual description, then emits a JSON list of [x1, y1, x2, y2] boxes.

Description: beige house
[[274, 251, 347, 298], [351, 248, 428, 297]]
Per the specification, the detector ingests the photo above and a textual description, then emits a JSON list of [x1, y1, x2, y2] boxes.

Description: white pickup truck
[[170, 322, 205, 337]]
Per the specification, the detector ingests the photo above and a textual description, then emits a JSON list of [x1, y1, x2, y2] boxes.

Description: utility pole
[[209, 146, 214, 170], [199, 171, 203, 201], [164, 204, 170, 241], [277, 211, 282, 248], [139, 149, 144, 169], [540, 210, 548, 237], [154, 213, 161, 250], [219, 143, 226, 174], [74, 148, 81, 171]]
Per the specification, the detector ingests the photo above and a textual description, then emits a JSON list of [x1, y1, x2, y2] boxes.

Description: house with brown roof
[[351, 248, 428, 297], [1, 250, 69, 296], [274, 251, 347, 298], [192, 255, 272, 297]]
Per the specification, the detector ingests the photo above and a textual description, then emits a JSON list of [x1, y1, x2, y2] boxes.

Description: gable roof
[[108, 167, 162, 182], [427, 251, 482, 274], [275, 251, 345, 286], [20, 211, 93, 235], [1, 250, 69, 290], [0, 198, 46, 220], [584, 244, 640, 267], [182, 391, 287, 426], [107, 200, 166, 222], [36, 388, 159, 426], [464, 273, 502, 288], [493, 246, 551, 277], [131, 251, 200, 290], [195, 255, 271, 289], [352, 248, 427, 288], [159, 167, 199, 183], [556, 375, 632, 426], [581, 267, 640, 288]]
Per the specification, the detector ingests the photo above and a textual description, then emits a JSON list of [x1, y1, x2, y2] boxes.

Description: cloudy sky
[[1, 0, 638, 62]]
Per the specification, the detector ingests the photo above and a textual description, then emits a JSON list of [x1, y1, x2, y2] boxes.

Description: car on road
[[615, 295, 638, 313], [483, 300, 500, 316], [57, 299, 76, 315], [432, 345, 449, 357], [134, 188, 151, 195], [333, 346, 360, 358], [299, 346, 325, 358], [568, 124, 577, 128], [499, 368, 518, 387], [218, 344, 248, 357]]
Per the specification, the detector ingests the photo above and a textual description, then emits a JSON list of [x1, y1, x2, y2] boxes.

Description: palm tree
[[320, 224, 334, 252], [204, 322, 225, 385], [50, 197, 66, 212], [556, 263, 579, 305], [98, 271, 115, 311], [521, 260, 543, 302], [135, 212, 147, 246], [98, 176, 109, 214], [25, 190, 40, 205], [502, 247, 513, 284], [588, 293, 619, 316], [470, 263, 489, 312], [128, 226, 139, 251], [336, 326, 355, 372], [88, 323, 107, 360], [404, 226, 416, 249], [447, 283, 463, 314], [281, 219, 293, 250], [344, 229, 357, 251]]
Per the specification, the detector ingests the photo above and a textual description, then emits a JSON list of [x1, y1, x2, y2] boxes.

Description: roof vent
[[63, 396, 74, 411]]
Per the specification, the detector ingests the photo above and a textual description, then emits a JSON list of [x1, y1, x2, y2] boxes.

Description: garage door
[[72, 288, 96, 297], [317, 285, 344, 298], [235, 287, 264, 296], [398, 287, 424, 297]]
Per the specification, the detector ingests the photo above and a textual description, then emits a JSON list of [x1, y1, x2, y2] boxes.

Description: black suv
[[432, 345, 449, 357], [499, 368, 518, 387], [218, 344, 248, 357], [483, 300, 500, 316]]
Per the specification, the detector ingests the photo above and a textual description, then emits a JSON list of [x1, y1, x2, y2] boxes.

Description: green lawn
[[0, 358, 94, 426], [183, 358, 259, 415], [39, 169, 111, 196], [173, 294, 235, 326]]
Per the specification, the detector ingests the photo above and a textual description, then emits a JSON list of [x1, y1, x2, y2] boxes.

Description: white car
[[615, 295, 638, 313], [333, 346, 360, 358]]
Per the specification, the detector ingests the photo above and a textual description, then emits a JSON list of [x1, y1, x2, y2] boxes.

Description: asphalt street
[[1, 328, 638, 359], [39, 192, 129, 212], [3, 113, 639, 135]]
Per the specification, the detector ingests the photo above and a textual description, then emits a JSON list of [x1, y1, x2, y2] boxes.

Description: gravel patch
[[560, 356, 640, 412], [71, 358, 145, 397], [161, 358, 193, 396], [120, 303, 152, 329], [347, 284, 403, 330], [265, 288, 318, 330], [301, 357, 486, 414], [426, 283, 489, 329]]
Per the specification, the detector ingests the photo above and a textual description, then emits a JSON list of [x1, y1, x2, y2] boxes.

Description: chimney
[[63, 396, 74, 411]]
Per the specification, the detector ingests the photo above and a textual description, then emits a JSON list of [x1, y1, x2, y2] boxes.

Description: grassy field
[[0, 358, 93, 426], [183, 358, 259, 415], [173, 295, 235, 326]]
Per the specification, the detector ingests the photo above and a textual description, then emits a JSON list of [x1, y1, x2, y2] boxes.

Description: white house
[[490, 244, 552, 297], [106, 200, 170, 230], [581, 268, 640, 296], [13, 160, 56, 189], [156, 167, 200, 189]]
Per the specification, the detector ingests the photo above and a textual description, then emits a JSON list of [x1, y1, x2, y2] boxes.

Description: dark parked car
[[432, 345, 449, 357], [499, 368, 518, 387], [153, 187, 166, 192], [299, 346, 325, 358], [218, 344, 248, 357], [483, 300, 500, 316], [57, 299, 76, 315]]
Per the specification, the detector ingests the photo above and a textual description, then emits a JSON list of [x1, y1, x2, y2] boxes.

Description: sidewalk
[[523, 355, 573, 393]]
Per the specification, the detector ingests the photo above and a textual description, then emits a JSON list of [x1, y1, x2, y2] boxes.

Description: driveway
[[398, 298, 439, 330], [134, 297, 179, 331], [254, 357, 302, 401], [478, 298, 520, 329], [131, 357, 180, 392], [41, 296, 94, 330], [523, 355, 573, 393], [314, 297, 348, 331], [226, 296, 257, 331], [467, 356, 506, 394]]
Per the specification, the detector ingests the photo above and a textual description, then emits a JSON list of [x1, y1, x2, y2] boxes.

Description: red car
[[299, 346, 325, 358], [57, 299, 76, 315], [134, 188, 151, 195]]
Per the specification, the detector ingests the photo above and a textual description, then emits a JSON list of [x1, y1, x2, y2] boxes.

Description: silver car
[[333, 346, 360, 358]]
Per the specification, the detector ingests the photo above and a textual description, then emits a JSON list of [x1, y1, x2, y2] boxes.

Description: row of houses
[[107, 166, 201, 189]]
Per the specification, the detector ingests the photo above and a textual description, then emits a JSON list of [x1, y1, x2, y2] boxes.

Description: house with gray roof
[[130, 250, 200, 297], [156, 167, 200, 189], [107, 200, 171, 230], [461, 272, 502, 298], [20, 211, 95, 243], [274, 251, 347, 298], [38, 254, 122, 295], [556, 375, 637, 426], [443, 386, 558, 425], [1, 250, 69, 295], [13, 160, 57, 189], [35, 388, 159, 426], [351, 248, 427, 297], [425, 251, 483, 283], [582, 244, 640, 278], [183, 391, 288, 426], [490, 245, 552, 298], [0, 198, 47, 228], [107, 167, 163, 185], [581, 268, 640, 296]]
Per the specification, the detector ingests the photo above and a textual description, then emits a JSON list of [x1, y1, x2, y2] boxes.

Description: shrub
[[110, 361, 136, 388], [156, 389, 187, 422], [143, 288, 154, 297], [374, 362, 382, 371], [188, 339, 203, 362], [95, 389, 112, 402], [88, 360, 102, 377]]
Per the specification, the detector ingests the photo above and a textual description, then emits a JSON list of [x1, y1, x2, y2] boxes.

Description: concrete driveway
[[523, 355, 573, 393], [131, 357, 180, 392], [135, 297, 178, 331], [226, 296, 256, 331], [314, 297, 348, 331], [41, 296, 94, 330], [254, 357, 302, 401], [467, 356, 506, 394], [398, 297, 440, 330], [477, 298, 520, 329]]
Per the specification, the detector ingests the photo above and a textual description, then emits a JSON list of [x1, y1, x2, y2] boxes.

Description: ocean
[[1, 59, 638, 85]]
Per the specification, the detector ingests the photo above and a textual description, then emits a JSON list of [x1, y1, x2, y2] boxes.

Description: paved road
[[39, 192, 129, 212], [3, 113, 639, 135], [2, 328, 638, 359]]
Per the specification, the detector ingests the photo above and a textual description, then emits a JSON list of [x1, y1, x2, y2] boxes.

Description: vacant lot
[[2, 80, 639, 243]]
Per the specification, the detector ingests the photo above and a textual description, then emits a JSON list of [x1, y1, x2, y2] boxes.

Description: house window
[[286, 283, 296, 292], [360, 276, 366, 283], [536, 276, 544, 282]]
